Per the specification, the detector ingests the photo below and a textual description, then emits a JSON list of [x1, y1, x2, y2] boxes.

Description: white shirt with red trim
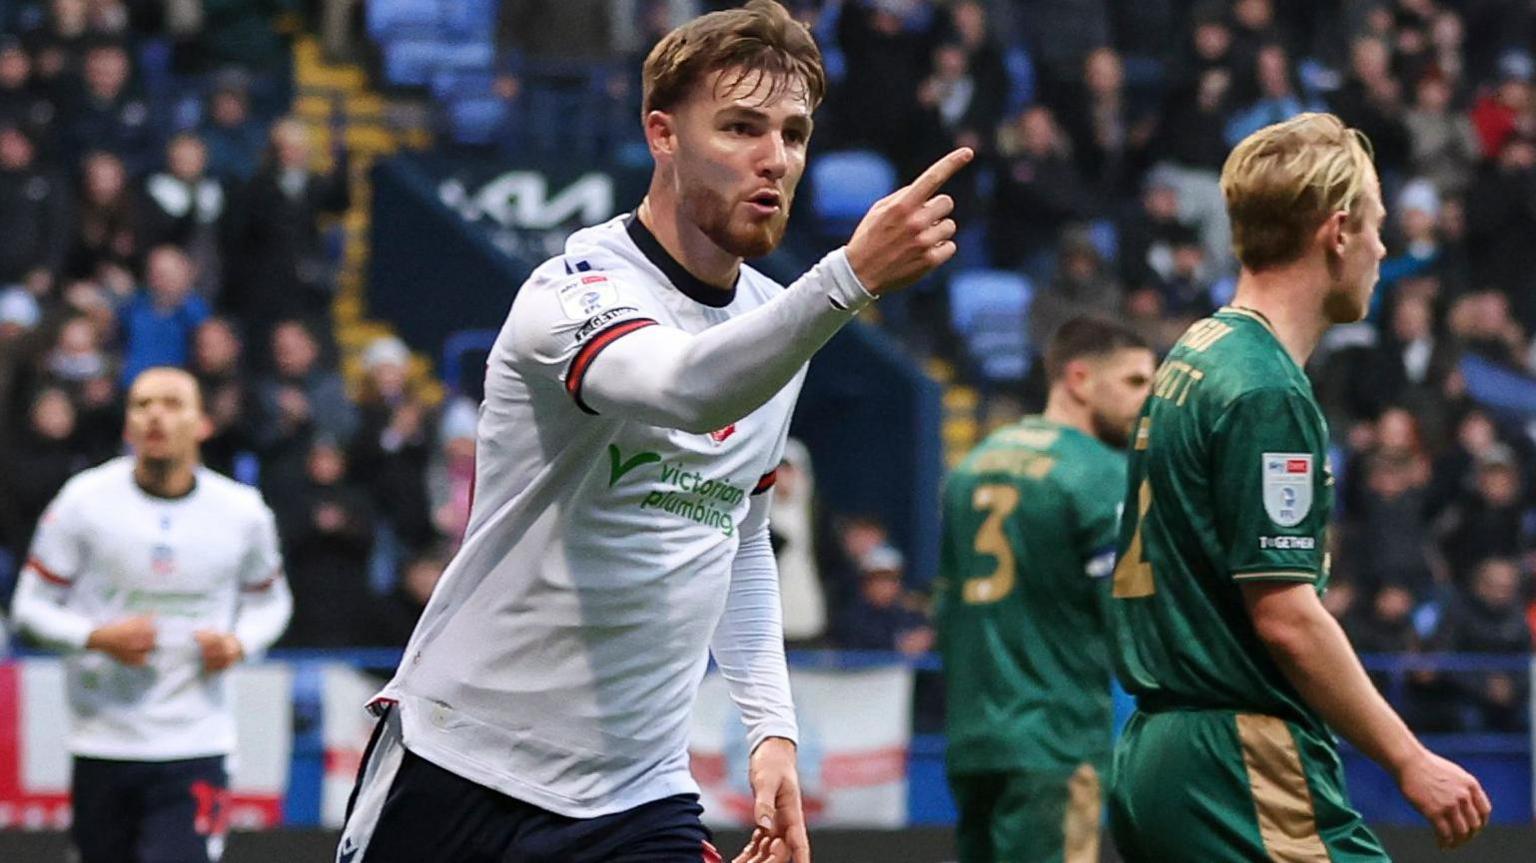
[[11, 457, 290, 760], [374, 214, 875, 818]]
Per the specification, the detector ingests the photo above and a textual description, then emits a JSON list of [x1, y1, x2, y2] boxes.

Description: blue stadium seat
[[431, 70, 497, 102], [1004, 46, 1036, 115], [443, 0, 498, 38], [384, 39, 495, 87], [947, 269, 1035, 383], [449, 97, 509, 145], [367, 0, 443, 39], [810, 150, 896, 237]]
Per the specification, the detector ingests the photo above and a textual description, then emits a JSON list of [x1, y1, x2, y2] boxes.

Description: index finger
[[903, 147, 974, 204]]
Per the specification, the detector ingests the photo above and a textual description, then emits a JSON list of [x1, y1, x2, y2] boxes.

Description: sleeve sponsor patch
[[1262, 452, 1312, 527], [558, 273, 620, 320], [573, 306, 640, 344], [1258, 536, 1315, 550], [1085, 548, 1116, 579]]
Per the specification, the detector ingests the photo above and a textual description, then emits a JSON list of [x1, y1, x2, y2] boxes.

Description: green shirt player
[[1107, 113, 1490, 862], [937, 317, 1155, 863]]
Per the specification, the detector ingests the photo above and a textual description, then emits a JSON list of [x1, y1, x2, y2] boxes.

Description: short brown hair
[[642, 0, 826, 116], [1044, 316, 1150, 382], [1220, 112, 1377, 272]]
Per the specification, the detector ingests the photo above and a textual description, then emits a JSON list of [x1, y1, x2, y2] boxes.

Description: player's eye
[[725, 121, 755, 136]]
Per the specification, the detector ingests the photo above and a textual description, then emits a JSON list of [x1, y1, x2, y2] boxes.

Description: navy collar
[[625, 212, 737, 308]]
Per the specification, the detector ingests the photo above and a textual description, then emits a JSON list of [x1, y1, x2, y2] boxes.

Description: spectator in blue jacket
[[120, 244, 209, 383]]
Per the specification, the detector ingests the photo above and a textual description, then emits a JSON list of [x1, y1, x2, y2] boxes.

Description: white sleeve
[[510, 249, 873, 433], [710, 492, 799, 753], [11, 487, 95, 650], [232, 502, 292, 655]]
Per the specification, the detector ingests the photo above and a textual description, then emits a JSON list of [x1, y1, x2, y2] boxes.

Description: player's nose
[[757, 134, 789, 180]]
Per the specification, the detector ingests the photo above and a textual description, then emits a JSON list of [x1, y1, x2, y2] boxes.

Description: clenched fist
[[87, 615, 157, 666], [845, 147, 973, 295]]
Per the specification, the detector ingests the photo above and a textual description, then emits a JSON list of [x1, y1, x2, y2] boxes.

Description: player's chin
[[720, 222, 785, 259]]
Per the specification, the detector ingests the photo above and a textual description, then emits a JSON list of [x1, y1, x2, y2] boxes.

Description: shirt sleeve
[[1066, 458, 1126, 581], [510, 250, 874, 434], [11, 484, 96, 649], [1210, 388, 1329, 583], [233, 501, 292, 655], [709, 493, 799, 754]]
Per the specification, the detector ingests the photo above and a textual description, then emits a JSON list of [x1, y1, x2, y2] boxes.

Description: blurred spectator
[[1446, 289, 1524, 366], [1146, 65, 1234, 273], [834, 0, 938, 173], [195, 0, 296, 75], [350, 335, 436, 587], [1429, 558, 1533, 731], [25, 0, 93, 97], [0, 286, 43, 441], [427, 398, 477, 548], [988, 105, 1093, 272], [1468, 50, 1533, 160], [1021, 0, 1109, 105], [1329, 35, 1410, 179], [913, 42, 991, 198], [1345, 584, 1421, 657], [200, 71, 265, 183], [42, 313, 121, 462], [254, 319, 356, 501], [1467, 136, 1536, 328], [274, 436, 375, 647], [143, 132, 226, 297], [945, 1, 1006, 141], [120, 244, 209, 382], [1344, 430, 1436, 598], [1027, 225, 1121, 349], [62, 41, 155, 175], [1054, 46, 1152, 198], [1436, 448, 1529, 586], [223, 117, 349, 350], [833, 544, 933, 656], [0, 387, 87, 571], [1223, 43, 1321, 147], [0, 37, 60, 150], [65, 150, 139, 290], [0, 123, 68, 289], [1405, 72, 1480, 197], [361, 546, 449, 647], [772, 438, 826, 644], [190, 316, 255, 477]]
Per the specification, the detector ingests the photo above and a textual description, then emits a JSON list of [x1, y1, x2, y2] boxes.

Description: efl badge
[[1263, 453, 1313, 527], [558, 274, 618, 319]]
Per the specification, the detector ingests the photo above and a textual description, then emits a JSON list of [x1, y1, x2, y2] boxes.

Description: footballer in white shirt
[[11, 367, 292, 863], [336, 3, 971, 863]]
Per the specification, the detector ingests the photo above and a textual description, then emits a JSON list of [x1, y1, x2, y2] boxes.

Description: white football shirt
[[377, 215, 871, 818], [13, 457, 290, 760]]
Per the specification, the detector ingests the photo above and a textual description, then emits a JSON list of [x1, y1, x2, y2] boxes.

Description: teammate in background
[[1107, 113, 1490, 860], [335, 3, 971, 863], [936, 317, 1155, 863], [10, 367, 292, 863]]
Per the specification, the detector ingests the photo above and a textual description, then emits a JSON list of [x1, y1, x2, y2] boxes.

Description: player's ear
[[645, 110, 678, 159], [195, 413, 213, 444], [1321, 209, 1349, 256]]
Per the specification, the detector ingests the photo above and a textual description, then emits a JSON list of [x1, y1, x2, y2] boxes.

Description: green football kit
[[937, 417, 1125, 863], [1106, 308, 1389, 862]]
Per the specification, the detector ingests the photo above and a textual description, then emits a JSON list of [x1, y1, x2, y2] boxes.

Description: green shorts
[[1109, 709, 1389, 862], [948, 763, 1102, 863]]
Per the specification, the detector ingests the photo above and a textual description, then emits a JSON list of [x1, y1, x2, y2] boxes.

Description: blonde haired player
[[333, 3, 971, 862], [1106, 113, 1490, 860], [11, 367, 292, 863]]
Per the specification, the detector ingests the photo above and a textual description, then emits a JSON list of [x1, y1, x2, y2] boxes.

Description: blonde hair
[[1220, 112, 1376, 272], [642, 0, 826, 116]]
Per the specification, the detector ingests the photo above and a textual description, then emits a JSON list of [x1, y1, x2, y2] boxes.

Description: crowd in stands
[[0, 0, 1533, 734]]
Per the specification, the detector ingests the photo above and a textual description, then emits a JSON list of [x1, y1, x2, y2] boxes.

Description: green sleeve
[[1209, 389, 1328, 583], [1066, 458, 1124, 579]]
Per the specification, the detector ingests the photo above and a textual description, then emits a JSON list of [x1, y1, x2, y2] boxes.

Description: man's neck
[[638, 189, 740, 290], [1042, 388, 1095, 439], [1228, 263, 1331, 368], [134, 458, 197, 499]]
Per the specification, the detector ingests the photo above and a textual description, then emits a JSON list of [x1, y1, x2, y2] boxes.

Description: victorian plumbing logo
[[607, 445, 745, 537]]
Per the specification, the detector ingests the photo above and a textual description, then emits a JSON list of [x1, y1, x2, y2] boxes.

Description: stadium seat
[[383, 39, 495, 87], [367, 0, 443, 40], [810, 150, 897, 238], [1003, 46, 1036, 116], [947, 269, 1035, 384], [449, 97, 509, 145]]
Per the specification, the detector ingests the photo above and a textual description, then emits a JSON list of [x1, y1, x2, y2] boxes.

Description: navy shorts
[[337, 708, 721, 863], [71, 754, 229, 863]]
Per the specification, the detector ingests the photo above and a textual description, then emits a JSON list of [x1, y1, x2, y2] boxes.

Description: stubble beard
[[682, 180, 788, 260], [1091, 409, 1133, 449]]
